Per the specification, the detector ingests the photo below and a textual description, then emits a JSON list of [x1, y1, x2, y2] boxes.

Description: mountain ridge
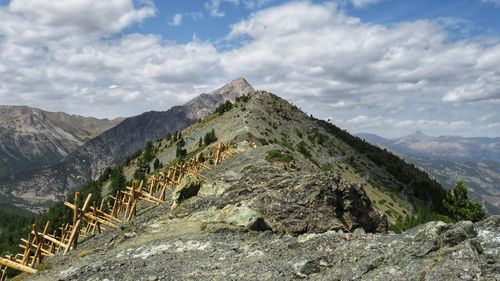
[[0, 105, 123, 179], [0, 78, 255, 209]]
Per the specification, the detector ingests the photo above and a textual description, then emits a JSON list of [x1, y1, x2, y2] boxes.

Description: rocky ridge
[[14, 87, 500, 280]]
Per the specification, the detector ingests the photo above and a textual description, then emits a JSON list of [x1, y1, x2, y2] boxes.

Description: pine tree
[[443, 182, 485, 222], [110, 167, 126, 195], [199, 137, 203, 147], [204, 129, 217, 145], [143, 142, 154, 163], [176, 138, 187, 159]]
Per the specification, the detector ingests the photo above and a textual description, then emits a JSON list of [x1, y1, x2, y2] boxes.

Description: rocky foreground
[[24, 167, 499, 281], [25, 212, 499, 281]]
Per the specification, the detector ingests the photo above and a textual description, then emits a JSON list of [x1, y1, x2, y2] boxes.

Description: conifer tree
[[443, 181, 485, 222]]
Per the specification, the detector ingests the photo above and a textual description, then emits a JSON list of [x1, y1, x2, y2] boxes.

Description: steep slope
[[0, 106, 122, 178], [112, 91, 447, 223], [358, 132, 500, 214], [21, 91, 499, 281], [0, 78, 254, 209]]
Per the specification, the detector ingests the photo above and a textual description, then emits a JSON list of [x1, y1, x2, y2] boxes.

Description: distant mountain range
[[0, 78, 255, 209], [0, 106, 123, 179], [357, 131, 500, 214]]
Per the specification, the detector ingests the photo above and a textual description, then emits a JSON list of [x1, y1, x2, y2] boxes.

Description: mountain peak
[[413, 130, 427, 137], [401, 130, 430, 140], [208, 77, 255, 98], [184, 78, 255, 120]]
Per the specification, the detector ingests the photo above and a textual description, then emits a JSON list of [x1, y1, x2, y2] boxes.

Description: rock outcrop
[[171, 166, 388, 235]]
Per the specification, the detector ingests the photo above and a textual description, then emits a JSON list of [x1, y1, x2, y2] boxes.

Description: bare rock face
[[171, 166, 388, 235], [184, 77, 255, 120], [170, 174, 202, 209], [0, 105, 122, 178]]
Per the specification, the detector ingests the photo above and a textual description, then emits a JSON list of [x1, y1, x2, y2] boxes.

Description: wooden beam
[[0, 258, 37, 274], [29, 232, 66, 249], [63, 202, 118, 229]]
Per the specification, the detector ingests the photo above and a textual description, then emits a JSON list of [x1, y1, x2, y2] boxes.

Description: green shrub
[[296, 141, 311, 158], [391, 206, 453, 233], [320, 163, 334, 171], [266, 149, 293, 163]]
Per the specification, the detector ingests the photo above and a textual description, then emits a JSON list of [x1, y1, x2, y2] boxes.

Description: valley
[[358, 132, 500, 214]]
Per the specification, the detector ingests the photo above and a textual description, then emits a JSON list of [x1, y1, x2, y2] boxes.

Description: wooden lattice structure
[[0, 142, 240, 279]]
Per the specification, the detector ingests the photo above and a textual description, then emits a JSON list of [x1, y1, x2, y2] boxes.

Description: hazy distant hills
[[0, 78, 255, 209], [357, 131, 500, 214], [0, 105, 123, 179]]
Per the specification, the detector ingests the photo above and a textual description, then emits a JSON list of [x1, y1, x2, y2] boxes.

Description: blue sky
[[127, 0, 500, 44], [0, 0, 500, 137]]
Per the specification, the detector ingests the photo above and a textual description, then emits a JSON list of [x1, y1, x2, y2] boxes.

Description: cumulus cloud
[[1, 0, 499, 137], [3, 0, 155, 41]]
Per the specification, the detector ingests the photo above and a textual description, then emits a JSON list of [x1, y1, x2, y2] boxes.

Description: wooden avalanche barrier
[[0, 142, 240, 279]]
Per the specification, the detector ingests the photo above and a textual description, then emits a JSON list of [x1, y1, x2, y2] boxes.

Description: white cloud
[[4, 0, 155, 41], [1, 0, 500, 137], [169, 13, 183, 26], [443, 72, 500, 103]]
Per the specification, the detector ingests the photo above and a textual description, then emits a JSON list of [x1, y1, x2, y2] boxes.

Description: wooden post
[[21, 234, 32, 266], [92, 201, 101, 234], [32, 224, 39, 245], [73, 192, 80, 225], [30, 242, 42, 267], [215, 143, 223, 165], [111, 191, 120, 218]]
